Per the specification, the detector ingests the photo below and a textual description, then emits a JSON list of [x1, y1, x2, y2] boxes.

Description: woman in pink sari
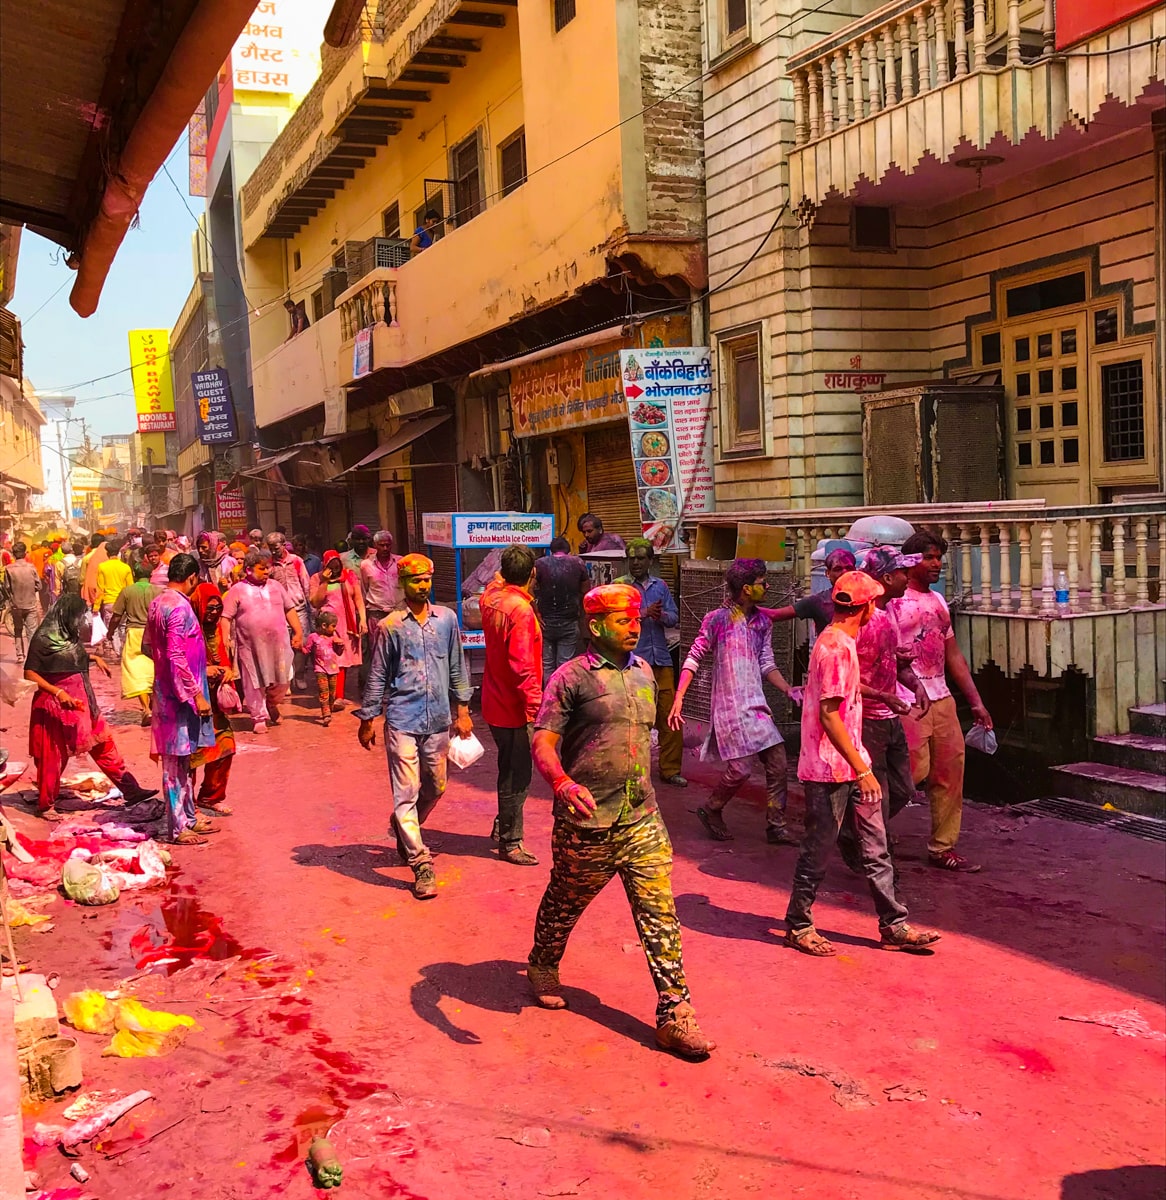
[[221, 548, 303, 733], [309, 550, 366, 707]]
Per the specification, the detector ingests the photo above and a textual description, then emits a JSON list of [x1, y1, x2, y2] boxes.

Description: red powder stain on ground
[[989, 1040, 1055, 1074], [122, 891, 266, 973]]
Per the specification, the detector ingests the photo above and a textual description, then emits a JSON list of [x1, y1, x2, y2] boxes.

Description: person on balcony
[[888, 531, 993, 873], [668, 558, 798, 846], [410, 209, 441, 256], [283, 298, 310, 339]]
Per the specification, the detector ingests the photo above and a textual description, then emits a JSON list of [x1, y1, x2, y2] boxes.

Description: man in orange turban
[[526, 583, 715, 1061]]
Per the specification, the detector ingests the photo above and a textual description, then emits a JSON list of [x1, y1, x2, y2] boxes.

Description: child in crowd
[[303, 609, 346, 724]]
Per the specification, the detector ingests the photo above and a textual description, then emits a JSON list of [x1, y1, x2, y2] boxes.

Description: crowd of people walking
[[8, 513, 992, 1061]]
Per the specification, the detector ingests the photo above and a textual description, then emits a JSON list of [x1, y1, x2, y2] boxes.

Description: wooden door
[[1004, 313, 1091, 505]]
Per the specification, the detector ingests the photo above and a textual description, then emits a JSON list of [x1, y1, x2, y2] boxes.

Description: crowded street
[[3, 642, 1164, 1198]]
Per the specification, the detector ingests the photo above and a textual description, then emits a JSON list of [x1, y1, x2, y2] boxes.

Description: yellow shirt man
[[94, 556, 133, 611]]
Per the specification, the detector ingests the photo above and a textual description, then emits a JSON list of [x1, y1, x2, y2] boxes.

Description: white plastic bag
[[447, 731, 485, 770], [87, 611, 109, 647], [965, 724, 998, 755]]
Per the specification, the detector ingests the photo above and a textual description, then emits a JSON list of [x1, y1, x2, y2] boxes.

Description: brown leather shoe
[[412, 863, 438, 899], [499, 845, 539, 866], [527, 964, 568, 1009], [656, 1001, 715, 1060], [881, 923, 942, 951]]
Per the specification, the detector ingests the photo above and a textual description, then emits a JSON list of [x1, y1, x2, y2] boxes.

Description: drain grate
[[1017, 797, 1166, 843]]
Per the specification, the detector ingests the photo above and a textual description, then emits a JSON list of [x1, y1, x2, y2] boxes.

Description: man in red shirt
[[481, 544, 543, 866]]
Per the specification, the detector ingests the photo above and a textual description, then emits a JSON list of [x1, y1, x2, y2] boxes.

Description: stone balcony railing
[[785, 0, 1166, 209], [337, 267, 399, 342], [697, 498, 1166, 616]]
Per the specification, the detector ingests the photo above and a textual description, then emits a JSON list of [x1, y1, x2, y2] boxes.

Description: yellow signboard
[[508, 314, 689, 439], [128, 329, 176, 433]]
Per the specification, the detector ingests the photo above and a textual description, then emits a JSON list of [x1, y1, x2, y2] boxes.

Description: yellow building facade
[[239, 0, 705, 564]]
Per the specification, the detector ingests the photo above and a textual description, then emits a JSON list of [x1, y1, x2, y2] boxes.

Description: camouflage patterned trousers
[[530, 811, 689, 1023]]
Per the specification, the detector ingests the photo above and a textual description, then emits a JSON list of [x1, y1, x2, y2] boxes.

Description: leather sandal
[[784, 926, 837, 957]]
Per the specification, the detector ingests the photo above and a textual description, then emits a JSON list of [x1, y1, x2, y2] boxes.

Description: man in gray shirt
[[6, 541, 42, 650]]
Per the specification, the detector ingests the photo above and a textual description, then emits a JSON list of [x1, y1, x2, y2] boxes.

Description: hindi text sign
[[128, 329, 177, 433], [192, 368, 238, 445]]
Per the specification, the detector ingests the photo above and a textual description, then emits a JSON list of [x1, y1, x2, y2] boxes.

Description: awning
[[237, 448, 301, 478], [469, 323, 631, 380], [337, 411, 452, 475]]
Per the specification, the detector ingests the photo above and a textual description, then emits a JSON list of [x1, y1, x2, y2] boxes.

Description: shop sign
[[509, 343, 624, 438], [353, 328, 373, 379], [128, 329, 177, 433], [231, 0, 321, 95], [620, 348, 715, 552], [192, 368, 238, 444], [215, 481, 248, 534], [421, 512, 453, 545], [451, 513, 554, 547]]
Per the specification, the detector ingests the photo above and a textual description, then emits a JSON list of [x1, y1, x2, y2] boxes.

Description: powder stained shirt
[[682, 604, 783, 762], [798, 624, 870, 784], [303, 632, 343, 676], [356, 603, 472, 735], [360, 554, 403, 613], [887, 586, 953, 702], [536, 647, 658, 830], [855, 606, 901, 721], [480, 579, 542, 728], [615, 574, 677, 668]]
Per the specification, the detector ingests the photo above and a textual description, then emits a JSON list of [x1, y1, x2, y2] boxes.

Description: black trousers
[[488, 723, 533, 848]]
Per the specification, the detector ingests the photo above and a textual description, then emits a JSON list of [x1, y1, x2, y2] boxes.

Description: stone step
[[1129, 702, 1166, 737], [1049, 761, 1166, 818], [1092, 732, 1166, 775]]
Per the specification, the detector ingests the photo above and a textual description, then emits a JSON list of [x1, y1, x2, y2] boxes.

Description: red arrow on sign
[[625, 383, 644, 400]]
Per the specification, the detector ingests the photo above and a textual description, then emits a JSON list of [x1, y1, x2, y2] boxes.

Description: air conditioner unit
[[373, 237, 410, 269], [862, 383, 1005, 505], [320, 268, 348, 315]]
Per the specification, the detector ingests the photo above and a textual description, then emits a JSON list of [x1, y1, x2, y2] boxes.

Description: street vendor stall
[[422, 512, 554, 648]]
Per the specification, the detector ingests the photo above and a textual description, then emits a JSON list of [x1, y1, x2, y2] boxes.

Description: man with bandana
[[527, 583, 714, 1061], [356, 553, 473, 900]]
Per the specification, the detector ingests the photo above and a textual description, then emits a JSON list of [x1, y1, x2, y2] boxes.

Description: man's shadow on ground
[[675, 892, 883, 951], [410, 957, 655, 1049], [291, 828, 500, 889]]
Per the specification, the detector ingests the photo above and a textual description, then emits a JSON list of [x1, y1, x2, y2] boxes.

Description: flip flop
[[191, 818, 221, 834], [198, 802, 234, 816], [38, 807, 65, 823], [696, 806, 734, 841], [170, 830, 209, 846]]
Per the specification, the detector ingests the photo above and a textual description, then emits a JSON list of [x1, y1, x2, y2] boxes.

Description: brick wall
[[638, 0, 705, 238]]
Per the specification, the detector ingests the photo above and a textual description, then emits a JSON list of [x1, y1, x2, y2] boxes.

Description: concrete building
[[238, 0, 706, 581], [695, 0, 1164, 796]]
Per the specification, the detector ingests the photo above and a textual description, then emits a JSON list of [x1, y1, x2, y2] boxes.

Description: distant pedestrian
[[24, 594, 157, 822], [888, 531, 993, 873], [303, 609, 345, 725], [670, 558, 797, 845], [784, 570, 940, 955], [762, 547, 856, 634], [577, 512, 626, 554], [293, 534, 322, 580], [222, 548, 303, 733], [93, 538, 132, 655], [309, 550, 365, 706], [80, 533, 108, 608], [360, 531, 403, 630], [533, 536, 589, 680], [5, 541, 42, 653], [617, 538, 685, 786], [340, 525, 373, 575], [147, 554, 218, 846], [106, 553, 161, 727], [196, 531, 237, 591], [190, 583, 238, 818], [527, 583, 715, 1060], [481, 545, 542, 866], [356, 554, 473, 901], [268, 531, 313, 689]]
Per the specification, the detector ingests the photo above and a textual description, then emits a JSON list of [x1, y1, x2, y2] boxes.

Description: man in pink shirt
[[888, 531, 993, 873], [481, 545, 543, 866], [360, 530, 403, 628], [785, 571, 940, 957]]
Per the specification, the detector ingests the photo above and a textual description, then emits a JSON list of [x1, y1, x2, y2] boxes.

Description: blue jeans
[[541, 619, 578, 682]]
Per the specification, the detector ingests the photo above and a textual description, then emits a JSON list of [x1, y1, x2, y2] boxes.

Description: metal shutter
[[584, 425, 641, 545]]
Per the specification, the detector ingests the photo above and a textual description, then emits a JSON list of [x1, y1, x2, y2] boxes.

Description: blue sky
[[11, 137, 200, 439]]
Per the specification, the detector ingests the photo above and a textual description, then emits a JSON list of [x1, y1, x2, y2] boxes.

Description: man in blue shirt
[[618, 538, 685, 787], [356, 553, 473, 900]]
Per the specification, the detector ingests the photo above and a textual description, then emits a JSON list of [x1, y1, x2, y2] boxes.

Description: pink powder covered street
[[7, 672, 1165, 1200]]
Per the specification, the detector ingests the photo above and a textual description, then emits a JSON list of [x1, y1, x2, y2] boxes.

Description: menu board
[[620, 348, 715, 552]]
